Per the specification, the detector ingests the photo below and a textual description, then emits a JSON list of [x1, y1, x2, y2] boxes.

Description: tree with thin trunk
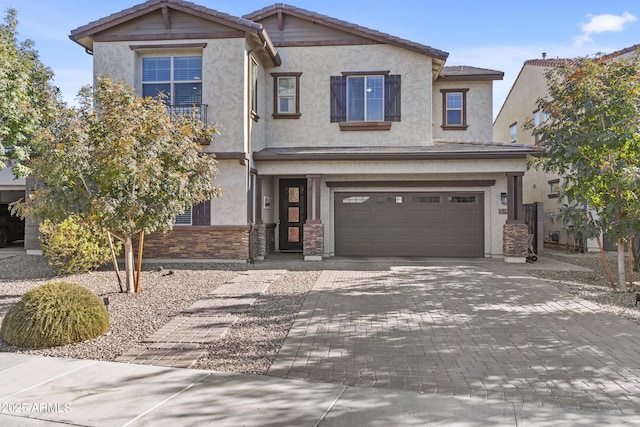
[[17, 76, 221, 293], [530, 52, 640, 291]]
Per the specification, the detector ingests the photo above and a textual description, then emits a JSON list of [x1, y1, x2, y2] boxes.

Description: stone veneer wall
[[303, 222, 324, 258], [140, 226, 250, 260], [503, 223, 528, 259], [265, 224, 276, 255], [249, 223, 276, 260]]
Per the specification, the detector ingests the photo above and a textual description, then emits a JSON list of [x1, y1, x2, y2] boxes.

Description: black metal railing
[[168, 104, 208, 123]]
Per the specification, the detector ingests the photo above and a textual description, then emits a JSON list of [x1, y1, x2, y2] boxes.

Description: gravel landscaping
[[0, 255, 240, 360], [525, 250, 640, 325], [0, 250, 639, 375]]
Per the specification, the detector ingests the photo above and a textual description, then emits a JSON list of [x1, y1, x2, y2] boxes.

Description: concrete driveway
[[0, 241, 24, 259], [268, 260, 640, 414]]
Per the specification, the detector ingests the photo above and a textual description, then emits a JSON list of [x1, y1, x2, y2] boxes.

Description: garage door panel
[[335, 191, 483, 257], [446, 212, 481, 223]]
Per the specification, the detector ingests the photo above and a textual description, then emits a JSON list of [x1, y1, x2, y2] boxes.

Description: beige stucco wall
[[261, 44, 433, 148], [432, 80, 495, 142], [92, 38, 247, 154], [211, 160, 247, 225]]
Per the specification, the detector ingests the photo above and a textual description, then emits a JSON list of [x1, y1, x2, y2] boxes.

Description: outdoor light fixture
[[501, 192, 508, 205]]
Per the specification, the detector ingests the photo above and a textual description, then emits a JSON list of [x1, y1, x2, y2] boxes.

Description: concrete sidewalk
[[0, 352, 636, 426]]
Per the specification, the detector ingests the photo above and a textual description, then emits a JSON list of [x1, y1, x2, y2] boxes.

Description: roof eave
[[253, 150, 535, 162]]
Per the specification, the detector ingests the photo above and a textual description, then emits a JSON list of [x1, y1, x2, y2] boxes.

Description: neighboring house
[[494, 45, 640, 252], [0, 167, 24, 206], [52, 0, 534, 262]]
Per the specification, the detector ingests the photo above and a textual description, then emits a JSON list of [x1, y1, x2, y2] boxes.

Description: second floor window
[[142, 56, 202, 111], [440, 88, 468, 130], [330, 72, 401, 128], [510, 122, 517, 143], [347, 75, 384, 121], [272, 72, 302, 118]]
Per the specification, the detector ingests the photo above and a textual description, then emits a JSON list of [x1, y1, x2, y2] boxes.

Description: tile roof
[[243, 3, 449, 62], [253, 142, 535, 161], [439, 66, 504, 81], [523, 58, 576, 67], [70, 0, 262, 40]]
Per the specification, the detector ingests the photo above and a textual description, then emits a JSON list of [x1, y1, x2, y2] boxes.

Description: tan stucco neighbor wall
[[493, 65, 548, 146]]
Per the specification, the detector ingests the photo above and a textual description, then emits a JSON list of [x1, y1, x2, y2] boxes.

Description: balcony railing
[[169, 104, 208, 124]]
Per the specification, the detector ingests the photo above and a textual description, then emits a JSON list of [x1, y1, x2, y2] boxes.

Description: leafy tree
[[531, 52, 640, 291], [0, 8, 56, 175], [17, 76, 221, 293]]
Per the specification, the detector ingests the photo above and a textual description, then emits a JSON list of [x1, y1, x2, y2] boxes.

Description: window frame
[[175, 206, 193, 226], [509, 122, 517, 143], [250, 56, 260, 122], [346, 74, 385, 122], [174, 200, 211, 226], [440, 88, 469, 130], [271, 72, 302, 119], [533, 109, 541, 144], [330, 71, 399, 131], [142, 55, 202, 107]]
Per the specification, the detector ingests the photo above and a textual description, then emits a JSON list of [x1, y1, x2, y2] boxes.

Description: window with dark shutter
[[331, 73, 400, 130], [330, 76, 347, 123], [384, 74, 401, 122]]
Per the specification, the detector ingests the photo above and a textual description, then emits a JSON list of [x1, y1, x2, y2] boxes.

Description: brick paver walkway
[[117, 270, 285, 368], [268, 264, 640, 414]]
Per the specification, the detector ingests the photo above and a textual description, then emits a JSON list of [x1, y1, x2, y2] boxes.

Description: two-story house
[[494, 44, 639, 252], [62, 0, 533, 262]]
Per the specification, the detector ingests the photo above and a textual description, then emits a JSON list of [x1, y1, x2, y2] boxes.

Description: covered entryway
[[279, 179, 306, 252], [334, 191, 483, 257]]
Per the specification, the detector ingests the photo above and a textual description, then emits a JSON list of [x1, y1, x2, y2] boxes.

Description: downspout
[[246, 41, 267, 263]]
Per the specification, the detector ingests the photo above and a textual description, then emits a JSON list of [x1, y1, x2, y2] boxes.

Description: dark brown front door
[[279, 179, 306, 252]]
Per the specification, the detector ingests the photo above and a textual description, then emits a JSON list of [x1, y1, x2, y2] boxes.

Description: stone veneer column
[[504, 172, 527, 263], [303, 222, 324, 261], [304, 175, 323, 261], [503, 223, 528, 262], [253, 223, 267, 261]]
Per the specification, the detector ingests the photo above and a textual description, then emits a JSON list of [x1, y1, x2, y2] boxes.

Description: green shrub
[[0, 282, 109, 347], [39, 215, 120, 275]]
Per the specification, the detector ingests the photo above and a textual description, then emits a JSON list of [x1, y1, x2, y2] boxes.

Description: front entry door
[[279, 179, 306, 252]]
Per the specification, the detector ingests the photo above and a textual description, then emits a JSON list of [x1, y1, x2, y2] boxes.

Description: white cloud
[[574, 12, 637, 46]]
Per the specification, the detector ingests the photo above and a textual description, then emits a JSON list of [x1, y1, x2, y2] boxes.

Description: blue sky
[[2, 0, 639, 119]]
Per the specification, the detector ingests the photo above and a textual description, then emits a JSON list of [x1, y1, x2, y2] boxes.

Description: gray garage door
[[335, 192, 484, 257]]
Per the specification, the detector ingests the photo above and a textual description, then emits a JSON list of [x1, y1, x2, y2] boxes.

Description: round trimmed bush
[[0, 282, 109, 347]]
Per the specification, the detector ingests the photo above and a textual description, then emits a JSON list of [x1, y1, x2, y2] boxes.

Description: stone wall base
[[250, 223, 276, 261], [504, 222, 528, 263], [303, 222, 324, 260], [139, 226, 250, 260]]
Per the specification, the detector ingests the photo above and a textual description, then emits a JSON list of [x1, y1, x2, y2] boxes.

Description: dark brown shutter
[[384, 74, 401, 122], [330, 76, 347, 122], [191, 200, 210, 226]]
